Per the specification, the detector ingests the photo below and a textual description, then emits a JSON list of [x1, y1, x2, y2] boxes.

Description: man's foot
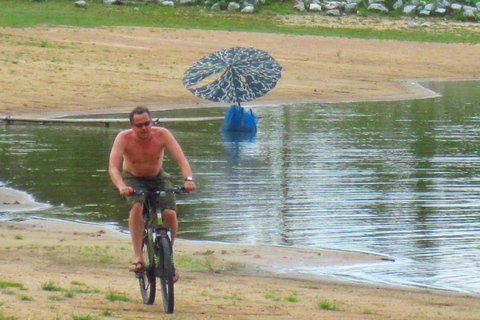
[[173, 268, 179, 283], [129, 262, 144, 273]]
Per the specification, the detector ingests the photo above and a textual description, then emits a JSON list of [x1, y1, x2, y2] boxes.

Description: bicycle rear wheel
[[157, 236, 174, 313], [138, 231, 156, 305]]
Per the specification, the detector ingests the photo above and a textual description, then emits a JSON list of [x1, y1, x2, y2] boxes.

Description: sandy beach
[[1, 20, 480, 319]]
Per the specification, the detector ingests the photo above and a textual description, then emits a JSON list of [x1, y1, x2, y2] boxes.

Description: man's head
[[129, 106, 151, 124], [129, 106, 153, 139]]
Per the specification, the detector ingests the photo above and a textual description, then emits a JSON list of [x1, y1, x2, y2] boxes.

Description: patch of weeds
[[68, 282, 100, 294], [69, 286, 100, 294], [14, 234, 23, 240], [318, 299, 342, 311], [202, 257, 221, 273], [70, 314, 98, 320], [194, 249, 215, 255], [18, 294, 33, 301], [2, 290, 15, 295], [264, 290, 281, 301], [105, 291, 131, 302], [285, 292, 298, 302], [41, 281, 65, 292], [102, 310, 112, 317], [0, 313, 20, 320], [0, 280, 25, 290], [363, 308, 377, 314]]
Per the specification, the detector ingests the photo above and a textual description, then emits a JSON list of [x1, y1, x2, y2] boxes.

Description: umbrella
[[182, 47, 282, 106]]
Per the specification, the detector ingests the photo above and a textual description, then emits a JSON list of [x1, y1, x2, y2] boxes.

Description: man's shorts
[[122, 170, 177, 213]]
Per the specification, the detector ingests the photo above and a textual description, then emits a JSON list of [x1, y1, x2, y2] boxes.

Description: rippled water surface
[[1, 80, 480, 294]]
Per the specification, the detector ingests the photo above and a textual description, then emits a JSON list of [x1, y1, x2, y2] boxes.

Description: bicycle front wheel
[[157, 236, 174, 313], [138, 231, 156, 305]]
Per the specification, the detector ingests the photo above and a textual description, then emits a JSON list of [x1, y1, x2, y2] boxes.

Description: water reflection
[[1, 81, 480, 294]]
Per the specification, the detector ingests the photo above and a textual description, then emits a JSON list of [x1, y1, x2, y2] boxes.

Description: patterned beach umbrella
[[182, 47, 282, 105]]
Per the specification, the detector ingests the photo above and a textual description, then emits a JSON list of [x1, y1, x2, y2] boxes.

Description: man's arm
[[108, 133, 134, 196]]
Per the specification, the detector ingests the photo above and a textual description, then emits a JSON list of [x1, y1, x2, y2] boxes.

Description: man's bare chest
[[125, 141, 164, 162]]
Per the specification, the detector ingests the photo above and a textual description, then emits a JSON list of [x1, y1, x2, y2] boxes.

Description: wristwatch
[[184, 176, 194, 182]]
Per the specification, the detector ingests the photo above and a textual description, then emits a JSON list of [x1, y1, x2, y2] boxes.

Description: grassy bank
[[1, 0, 480, 43]]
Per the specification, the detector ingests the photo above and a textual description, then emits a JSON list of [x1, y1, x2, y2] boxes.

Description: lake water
[[1, 80, 480, 295]]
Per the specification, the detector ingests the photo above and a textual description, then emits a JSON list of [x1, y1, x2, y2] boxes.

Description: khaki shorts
[[122, 170, 176, 213]]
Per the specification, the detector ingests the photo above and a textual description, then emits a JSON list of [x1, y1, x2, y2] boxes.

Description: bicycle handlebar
[[134, 187, 189, 197]]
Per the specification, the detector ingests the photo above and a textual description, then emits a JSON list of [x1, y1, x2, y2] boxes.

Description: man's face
[[130, 112, 152, 139]]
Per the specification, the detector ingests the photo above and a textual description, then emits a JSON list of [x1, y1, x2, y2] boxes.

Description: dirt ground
[[1, 18, 480, 319], [1, 218, 480, 320]]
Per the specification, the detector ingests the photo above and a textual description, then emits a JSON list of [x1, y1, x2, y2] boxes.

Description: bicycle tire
[[158, 236, 174, 313], [138, 231, 156, 305]]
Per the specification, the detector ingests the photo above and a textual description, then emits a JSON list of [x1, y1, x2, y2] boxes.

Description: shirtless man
[[108, 106, 196, 280]]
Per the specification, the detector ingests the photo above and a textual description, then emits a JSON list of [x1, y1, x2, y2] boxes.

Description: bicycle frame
[[135, 188, 185, 313]]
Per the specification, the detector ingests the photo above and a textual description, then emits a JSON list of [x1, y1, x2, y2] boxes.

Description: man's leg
[[129, 203, 144, 271], [162, 209, 178, 245], [162, 209, 179, 282]]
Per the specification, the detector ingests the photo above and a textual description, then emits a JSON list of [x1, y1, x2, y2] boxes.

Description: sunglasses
[[132, 121, 151, 128]]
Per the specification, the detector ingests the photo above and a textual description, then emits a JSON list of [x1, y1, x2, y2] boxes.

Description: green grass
[[1, 0, 480, 44], [264, 290, 281, 301], [319, 299, 342, 311], [41, 281, 65, 292], [284, 292, 298, 302], [105, 291, 132, 302], [71, 314, 98, 320], [0, 280, 25, 290], [0, 313, 19, 320], [18, 294, 33, 301]]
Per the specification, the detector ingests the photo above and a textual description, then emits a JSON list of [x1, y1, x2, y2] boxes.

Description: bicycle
[[134, 187, 186, 314]]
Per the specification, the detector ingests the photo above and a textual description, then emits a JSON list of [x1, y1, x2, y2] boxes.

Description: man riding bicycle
[[108, 106, 196, 282]]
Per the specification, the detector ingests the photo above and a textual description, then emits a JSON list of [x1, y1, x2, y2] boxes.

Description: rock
[[325, 1, 341, 10], [450, 3, 463, 11], [403, 4, 417, 14], [178, 0, 196, 4], [161, 1, 175, 6], [423, 3, 435, 11], [393, 0, 403, 10], [211, 2, 221, 10], [293, 0, 306, 11], [367, 2, 388, 13], [463, 6, 477, 17], [241, 5, 255, 12], [345, 3, 358, 13], [408, 21, 419, 28], [227, 1, 241, 11], [75, 0, 87, 8], [309, 2, 322, 11], [326, 9, 342, 15]]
